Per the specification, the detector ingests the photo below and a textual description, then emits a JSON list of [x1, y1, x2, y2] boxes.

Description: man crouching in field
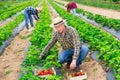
[[39, 17, 89, 71]]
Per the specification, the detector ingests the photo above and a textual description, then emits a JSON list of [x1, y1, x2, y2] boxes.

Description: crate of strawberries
[[67, 70, 87, 80], [33, 67, 56, 77]]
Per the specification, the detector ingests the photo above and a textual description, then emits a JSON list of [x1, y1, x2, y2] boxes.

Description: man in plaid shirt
[[39, 17, 89, 70], [24, 6, 41, 30]]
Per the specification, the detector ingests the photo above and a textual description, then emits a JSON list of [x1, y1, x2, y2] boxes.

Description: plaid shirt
[[24, 6, 39, 20], [40, 26, 81, 59]]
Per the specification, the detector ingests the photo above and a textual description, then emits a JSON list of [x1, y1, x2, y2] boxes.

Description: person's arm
[[67, 8, 71, 12], [34, 10, 39, 21], [40, 32, 57, 57], [70, 27, 81, 69], [67, 4, 71, 12], [71, 28, 81, 60]]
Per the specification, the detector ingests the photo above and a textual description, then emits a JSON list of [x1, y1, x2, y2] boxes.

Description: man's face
[[55, 22, 64, 33]]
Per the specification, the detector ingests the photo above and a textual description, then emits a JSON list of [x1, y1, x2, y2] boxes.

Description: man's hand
[[39, 55, 43, 59], [36, 19, 39, 21], [70, 59, 76, 70]]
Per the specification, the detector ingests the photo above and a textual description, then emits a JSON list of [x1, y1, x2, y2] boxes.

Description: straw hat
[[50, 17, 65, 28]]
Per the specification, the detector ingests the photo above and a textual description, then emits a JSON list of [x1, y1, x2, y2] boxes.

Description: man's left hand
[[36, 19, 39, 21], [70, 59, 76, 70]]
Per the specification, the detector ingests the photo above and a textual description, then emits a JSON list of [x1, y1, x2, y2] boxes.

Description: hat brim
[[50, 24, 54, 28], [50, 20, 66, 28]]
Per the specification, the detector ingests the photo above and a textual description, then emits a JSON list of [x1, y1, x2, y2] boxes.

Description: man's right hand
[[39, 55, 43, 59]]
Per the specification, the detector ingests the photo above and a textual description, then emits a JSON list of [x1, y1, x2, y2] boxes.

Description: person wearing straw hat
[[23, 6, 41, 31], [65, 2, 77, 15], [39, 17, 89, 70]]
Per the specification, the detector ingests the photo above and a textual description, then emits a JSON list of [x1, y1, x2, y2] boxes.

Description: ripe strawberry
[[44, 70, 49, 75], [38, 71, 44, 76], [79, 72, 85, 76], [73, 72, 79, 77], [48, 69, 54, 74], [79, 72, 83, 76]]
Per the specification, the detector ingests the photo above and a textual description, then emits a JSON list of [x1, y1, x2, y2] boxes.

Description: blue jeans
[[24, 10, 34, 29], [58, 45, 89, 67], [71, 8, 77, 15]]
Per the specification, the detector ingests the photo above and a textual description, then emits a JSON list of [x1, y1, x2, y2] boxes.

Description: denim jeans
[[58, 45, 89, 67], [71, 8, 77, 15], [24, 10, 34, 29]]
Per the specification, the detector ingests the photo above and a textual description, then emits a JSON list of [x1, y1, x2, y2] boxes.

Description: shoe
[[28, 29, 31, 32]]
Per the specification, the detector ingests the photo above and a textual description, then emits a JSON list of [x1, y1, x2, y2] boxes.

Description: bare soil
[[0, 20, 37, 80]]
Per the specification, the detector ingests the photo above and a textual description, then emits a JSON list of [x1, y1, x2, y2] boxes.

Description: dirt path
[[80, 56, 106, 80], [48, 1, 106, 80], [55, 0, 120, 19], [0, 27, 31, 80]]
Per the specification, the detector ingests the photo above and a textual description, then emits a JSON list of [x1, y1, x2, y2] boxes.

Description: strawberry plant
[[0, 14, 24, 46], [55, 1, 120, 31], [20, 1, 62, 79], [0, 0, 40, 20], [0, 0, 41, 46]]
